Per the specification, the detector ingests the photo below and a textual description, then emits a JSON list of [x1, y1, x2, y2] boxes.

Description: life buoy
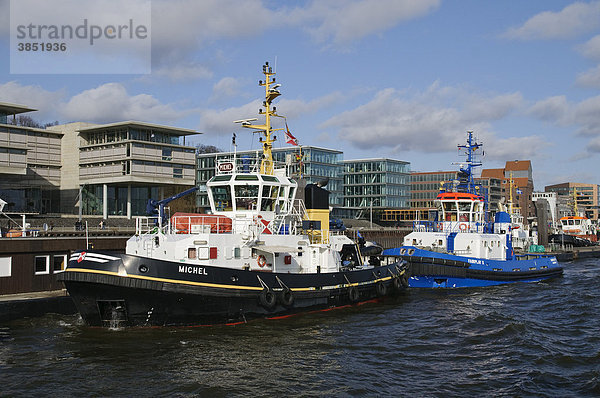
[[459, 223, 468, 232], [259, 288, 276, 309], [348, 286, 360, 303], [375, 281, 387, 297], [257, 255, 267, 267], [279, 289, 294, 307]]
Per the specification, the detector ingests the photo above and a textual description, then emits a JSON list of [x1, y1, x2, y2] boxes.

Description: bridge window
[[261, 185, 279, 211], [235, 184, 259, 210], [212, 185, 232, 211]]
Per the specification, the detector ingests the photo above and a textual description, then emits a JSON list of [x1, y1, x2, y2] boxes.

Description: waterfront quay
[[0, 234, 128, 322]]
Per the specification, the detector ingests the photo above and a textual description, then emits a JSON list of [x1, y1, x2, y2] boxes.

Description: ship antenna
[[234, 61, 284, 175]]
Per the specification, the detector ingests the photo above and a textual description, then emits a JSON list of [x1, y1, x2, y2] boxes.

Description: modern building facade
[[410, 171, 458, 209], [481, 160, 535, 223], [342, 158, 410, 209], [49, 121, 197, 219], [544, 182, 599, 221], [0, 102, 62, 214]]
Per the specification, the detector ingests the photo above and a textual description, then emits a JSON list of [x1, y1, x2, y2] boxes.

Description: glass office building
[[343, 159, 411, 209]]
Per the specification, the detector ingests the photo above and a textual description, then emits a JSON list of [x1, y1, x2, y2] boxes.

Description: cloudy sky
[[1, 0, 600, 189]]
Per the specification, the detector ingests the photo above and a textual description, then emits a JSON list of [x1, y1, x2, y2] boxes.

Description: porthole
[[139, 265, 148, 273]]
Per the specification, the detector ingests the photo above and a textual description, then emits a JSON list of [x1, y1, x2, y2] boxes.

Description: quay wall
[[0, 236, 128, 295]]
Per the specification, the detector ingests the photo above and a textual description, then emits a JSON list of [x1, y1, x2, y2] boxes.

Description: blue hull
[[383, 246, 563, 289]]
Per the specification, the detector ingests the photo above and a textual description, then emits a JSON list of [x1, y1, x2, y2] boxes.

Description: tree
[[11, 115, 60, 129], [196, 144, 221, 154]]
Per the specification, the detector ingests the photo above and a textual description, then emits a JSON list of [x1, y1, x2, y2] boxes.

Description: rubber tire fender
[[348, 286, 360, 303], [375, 281, 387, 297], [392, 277, 402, 291], [400, 272, 409, 288], [259, 288, 277, 310], [279, 289, 294, 307]]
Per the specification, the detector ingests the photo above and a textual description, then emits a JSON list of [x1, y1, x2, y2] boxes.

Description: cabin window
[[212, 185, 232, 211], [188, 248, 197, 259], [34, 255, 50, 275], [443, 202, 457, 221], [575, 220, 580, 225], [212, 175, 231, 182], [261, 186, 275, 211], [235, 184, 259, 210], [234, 247, 241, 259], [235, 175, 259, 181], [53, 254, 67, 273], [568, 220, 574, 225]]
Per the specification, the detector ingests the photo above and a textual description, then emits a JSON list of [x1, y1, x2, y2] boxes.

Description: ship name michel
[[178, 265, 208, 276]]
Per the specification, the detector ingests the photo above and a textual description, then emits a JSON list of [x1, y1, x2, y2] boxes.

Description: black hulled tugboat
[[59, 62, 408, 327]]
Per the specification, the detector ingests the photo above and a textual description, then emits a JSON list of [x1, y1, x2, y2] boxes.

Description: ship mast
[[508, 172, 514, 215], [457, 131, 482, 195], [237, 61, 283, 175]]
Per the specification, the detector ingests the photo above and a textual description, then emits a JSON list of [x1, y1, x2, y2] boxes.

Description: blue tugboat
[[383, 132, 562, 288]]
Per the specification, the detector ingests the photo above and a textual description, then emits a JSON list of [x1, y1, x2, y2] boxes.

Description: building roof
[[0, 123, 63, 135], [545, 181, 599, 189], [411, 170, 456, 175], [78, 121, 199, 136], [197, 145, 343, 158], [343, 158, 409, 164], [481, 168, 504, 179], [0, 102, 36, 115], [504, 160, 531, 171]]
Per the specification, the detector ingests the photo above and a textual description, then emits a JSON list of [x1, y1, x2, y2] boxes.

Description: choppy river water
[[1, 258, 599, 397]]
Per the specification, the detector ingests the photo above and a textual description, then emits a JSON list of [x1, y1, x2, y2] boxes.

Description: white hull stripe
[[69, 252, 121, 263]]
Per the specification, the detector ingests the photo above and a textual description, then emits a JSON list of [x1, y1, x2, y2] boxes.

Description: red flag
[[285, 122, 298, 146]]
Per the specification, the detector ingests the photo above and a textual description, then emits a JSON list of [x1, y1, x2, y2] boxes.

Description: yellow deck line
[[65, 268, 394, 292]]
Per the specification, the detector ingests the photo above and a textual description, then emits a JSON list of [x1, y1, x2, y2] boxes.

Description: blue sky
[[1, 0, 600, 190]]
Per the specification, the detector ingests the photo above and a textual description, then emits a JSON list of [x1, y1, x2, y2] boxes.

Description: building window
[[162, 147, 172, 161], [34, 255, 50, 275], [173, 168, 183, 178], [53, 254, 67, 273]]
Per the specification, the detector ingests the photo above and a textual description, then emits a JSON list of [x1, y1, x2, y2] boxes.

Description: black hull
[[59, 251, 408, 327]]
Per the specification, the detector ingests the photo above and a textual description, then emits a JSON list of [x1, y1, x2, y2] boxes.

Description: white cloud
[[0, 81, 65, 120], [527, 95, 569, 122], [287, 0, 440, 46], [321, 85, 529, 159], [528, 94, 600, 155], [211, 77, 242, 101], [151, 0, 274, 60], [153, 63, 213, 82], [198, 92, 346, 135], [60, 83, 184, 123], [503, 1, 600, 40], [199, 101, 262, 136], [573, 95, 600, 136], [480, 135, 551, 161], [588, 136, 600, 152], [578, 34, 600, 60], [1, 81, 188, 124], [148, 0, 440, 75], [575, 65, 600, 88]]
